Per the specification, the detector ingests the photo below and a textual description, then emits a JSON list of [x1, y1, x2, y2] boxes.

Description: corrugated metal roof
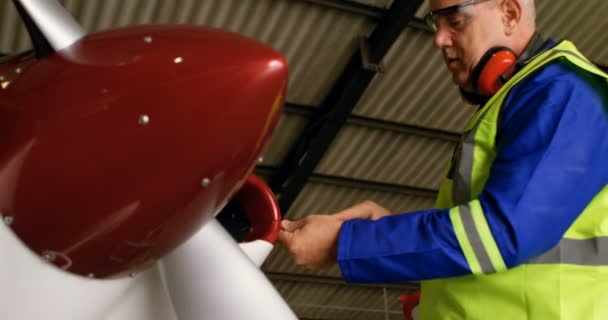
[[352, 28, 478, 131], [350, 0, 393, 9], [415, 1, 430, 17], [536, 0, 608, 64], [266, 247, 340, 277], [259, 112, 309, 167], [314, 122, 456, 189], [0, 0, 375, 106], [286, 182, 435, 221], [272, 279, 412, 320]]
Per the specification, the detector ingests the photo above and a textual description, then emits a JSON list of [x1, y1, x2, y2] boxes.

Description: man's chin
[[450, 72, 470, 89]]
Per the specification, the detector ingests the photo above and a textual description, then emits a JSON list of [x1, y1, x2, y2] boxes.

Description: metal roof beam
[[270, 0, 425, 214], [301, 0, 431, 32], [285, 103, 462, 142], [266, 271, 420, 291], [301, 0, 384, 18], [258, 165, 438, 199]]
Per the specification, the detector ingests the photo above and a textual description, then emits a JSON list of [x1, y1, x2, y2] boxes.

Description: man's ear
[[501, 0, 522, 35]]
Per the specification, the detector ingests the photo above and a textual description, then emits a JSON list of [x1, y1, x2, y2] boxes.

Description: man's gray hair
[[488, 0, 536, 25], [520, 0, 537, 25], [490, 0, 536, 26]]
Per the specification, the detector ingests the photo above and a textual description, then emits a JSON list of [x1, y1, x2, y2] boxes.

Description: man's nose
[[433, 27, 452, 49]]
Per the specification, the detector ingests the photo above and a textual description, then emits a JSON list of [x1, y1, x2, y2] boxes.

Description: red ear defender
[[472, 47, 517, 96]]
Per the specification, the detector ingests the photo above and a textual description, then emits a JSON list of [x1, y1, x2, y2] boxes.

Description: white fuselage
[[0, 219, 296, 320]]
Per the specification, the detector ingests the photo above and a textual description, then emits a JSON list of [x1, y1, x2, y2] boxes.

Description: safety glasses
[[424, 0, 491, 32]]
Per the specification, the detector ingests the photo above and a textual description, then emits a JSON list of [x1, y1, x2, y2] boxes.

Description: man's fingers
[[334, 209, 371, 221], [278, 230, 293, 246], [281, 219, 305, 232]]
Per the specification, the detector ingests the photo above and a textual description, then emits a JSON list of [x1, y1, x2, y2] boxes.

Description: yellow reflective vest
[[419, 41, 608, 320]]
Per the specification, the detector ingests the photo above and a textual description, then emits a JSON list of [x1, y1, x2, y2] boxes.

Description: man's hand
[[278, 215, 343, 270], [278, 200, 391, 271]]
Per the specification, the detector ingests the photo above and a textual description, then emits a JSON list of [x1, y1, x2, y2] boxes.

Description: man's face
[[429, 0, 507, 91]]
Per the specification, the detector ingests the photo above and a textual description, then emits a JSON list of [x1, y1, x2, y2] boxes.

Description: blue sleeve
[[338, 208, 469, 282], [338, 62, 608, 283]]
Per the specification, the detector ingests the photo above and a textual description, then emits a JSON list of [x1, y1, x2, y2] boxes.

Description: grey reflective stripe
[[452, 111, 488, 205], [529, 237, 608, 266], [458, 205, 495, 273], [452, 131, 475, 204]]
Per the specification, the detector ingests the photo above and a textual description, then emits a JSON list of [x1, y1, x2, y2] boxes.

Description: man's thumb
[[278, 230, 293, 246], [281, 219, 304, 232]]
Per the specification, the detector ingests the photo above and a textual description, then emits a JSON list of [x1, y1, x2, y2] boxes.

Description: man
[[279, 0, 608, 319]]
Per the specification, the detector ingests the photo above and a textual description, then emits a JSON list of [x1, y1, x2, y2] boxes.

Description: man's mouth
[[446, 58, 460, 68]]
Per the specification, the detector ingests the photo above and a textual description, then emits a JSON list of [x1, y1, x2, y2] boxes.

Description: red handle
[[233, 174, 281, 244]]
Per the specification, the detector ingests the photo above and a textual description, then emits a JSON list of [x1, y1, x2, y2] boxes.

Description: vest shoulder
[[516, 60, 606, 91], [502, 60, 608, 129], [509, 60, 608, 104]]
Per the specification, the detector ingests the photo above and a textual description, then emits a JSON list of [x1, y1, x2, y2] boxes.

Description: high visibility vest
[[419, 41, 608, 320]]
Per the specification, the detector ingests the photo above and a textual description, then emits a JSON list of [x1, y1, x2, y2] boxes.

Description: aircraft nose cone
[[0, 25, 287, 278]]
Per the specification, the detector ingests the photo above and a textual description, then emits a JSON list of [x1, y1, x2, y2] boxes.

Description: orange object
[[399, 290, 421, 320], [476, 49, 517, 96]]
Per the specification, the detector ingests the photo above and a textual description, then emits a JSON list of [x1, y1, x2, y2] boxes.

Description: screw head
[[143, 36, 153, 43], [174, 57, 183, 64], [3, 216, 13, 226], [258, 157, 264, 163], [200, 178, 211, 187], [138, 114, 150, 125], [15, 68, 21, 74], [42, 252, 56, 262], [87, 273, 95, 278]]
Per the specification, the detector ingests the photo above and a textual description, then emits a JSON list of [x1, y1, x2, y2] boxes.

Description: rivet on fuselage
[[143, 36, 153, 43], [174, 57, 183, 64], [200, 178, 211, 187], [42, 252, 57, 262], [15, 68, 21, 74], [138, 114, 150, 125], [3, 215, 13, 226], [87, 273, 95, 278]]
